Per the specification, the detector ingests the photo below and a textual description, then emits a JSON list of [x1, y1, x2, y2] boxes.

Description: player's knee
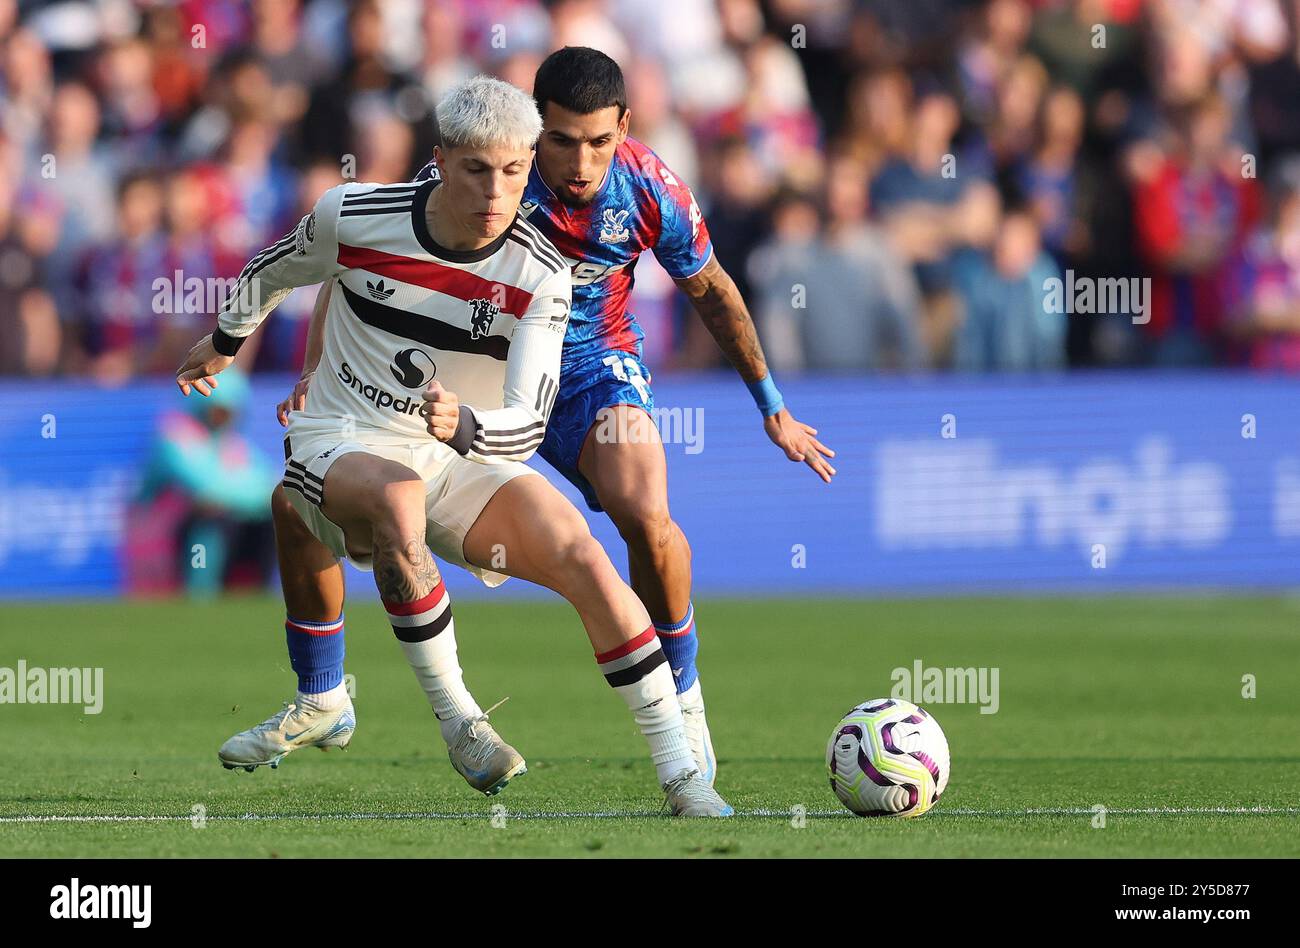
[[270, 484, 292, 520], [606, 496, 674, 552], [371, 525, 430, 571], [546, 530, 612, 593], [271, 485, 310, 537], [569, 533, 610, 577], [371, 477, 425, 527]]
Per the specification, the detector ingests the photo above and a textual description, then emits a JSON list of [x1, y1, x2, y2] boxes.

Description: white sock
[[397, 633, 482, 743], [598, 628, 696, 784], [299, 680, 348, 712], [383, 581, 482, 744], [678, 678, 705, 711]]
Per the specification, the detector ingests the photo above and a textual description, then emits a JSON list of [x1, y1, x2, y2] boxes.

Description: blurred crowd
[[5, 0, 1300, 379]]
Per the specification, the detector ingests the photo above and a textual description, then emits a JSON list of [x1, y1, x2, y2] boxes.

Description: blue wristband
[[746, 374, 784, 417]]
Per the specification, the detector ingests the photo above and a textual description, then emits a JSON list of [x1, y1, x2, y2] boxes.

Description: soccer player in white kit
[[176, 76, 731, 816]]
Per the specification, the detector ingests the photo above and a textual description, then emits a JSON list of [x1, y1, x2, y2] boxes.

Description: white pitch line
[[1, 806, 1298, 824]]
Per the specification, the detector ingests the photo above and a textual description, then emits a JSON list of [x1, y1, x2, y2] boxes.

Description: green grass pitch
[[1, 595, 1298, 857]]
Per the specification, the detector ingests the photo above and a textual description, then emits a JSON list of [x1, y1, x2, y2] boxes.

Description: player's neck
[[423, 185, 498, 253]]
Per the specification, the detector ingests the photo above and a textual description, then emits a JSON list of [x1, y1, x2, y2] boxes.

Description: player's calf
[[601, 492, 716, 782], [463, 474, 730, 814], [319, 452, 525, 794], [271, 485, 344, 620]]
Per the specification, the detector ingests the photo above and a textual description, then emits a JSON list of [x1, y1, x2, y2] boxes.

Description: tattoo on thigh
[[375, 535, 440, 603]]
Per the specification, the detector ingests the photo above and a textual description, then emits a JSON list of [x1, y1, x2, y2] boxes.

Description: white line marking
[[1, 806, 1297, 824]]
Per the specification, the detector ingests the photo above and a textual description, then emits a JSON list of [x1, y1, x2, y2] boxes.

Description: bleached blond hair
[[435, 75, 541, 152]]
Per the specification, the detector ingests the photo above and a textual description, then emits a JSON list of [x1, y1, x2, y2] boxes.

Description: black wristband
[[211, 327, 245, 357], [446, 404, 477, 456]]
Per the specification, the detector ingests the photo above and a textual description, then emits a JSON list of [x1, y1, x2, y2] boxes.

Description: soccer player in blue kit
[[221, 47, 835, 796]]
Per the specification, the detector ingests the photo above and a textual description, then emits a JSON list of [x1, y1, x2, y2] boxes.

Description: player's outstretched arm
[[178, 186, 345, 399], [674, 256, 837, 483]]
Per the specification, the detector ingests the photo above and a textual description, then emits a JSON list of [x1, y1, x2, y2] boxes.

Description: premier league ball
[[827, 698, 950, 818]]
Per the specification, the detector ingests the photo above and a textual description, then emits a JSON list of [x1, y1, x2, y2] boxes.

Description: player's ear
[[617, 107, 631, 141], [432, 144, 445, 172]]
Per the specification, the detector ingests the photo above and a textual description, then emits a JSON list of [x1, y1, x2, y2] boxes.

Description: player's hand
[[764, 407, 836, 483], [277, 371, 314, 426], [420, 380, 460, 442], [175, 334, 235, 397]]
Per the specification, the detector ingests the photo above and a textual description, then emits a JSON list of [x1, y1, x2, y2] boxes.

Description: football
[[827, 699, 951, 818]]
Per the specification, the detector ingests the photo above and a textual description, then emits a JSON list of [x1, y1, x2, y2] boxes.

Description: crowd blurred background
[[4, 0, 1300, 382]]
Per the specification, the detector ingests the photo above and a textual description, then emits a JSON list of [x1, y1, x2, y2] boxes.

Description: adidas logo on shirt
[[366, 279, 396, 300]]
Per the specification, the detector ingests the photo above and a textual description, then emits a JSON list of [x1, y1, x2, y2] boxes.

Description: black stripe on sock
[[603, 649, 667, 688], [391, 605, 453, 643]]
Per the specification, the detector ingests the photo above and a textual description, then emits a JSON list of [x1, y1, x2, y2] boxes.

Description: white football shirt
[[215, 178, 571, 463]]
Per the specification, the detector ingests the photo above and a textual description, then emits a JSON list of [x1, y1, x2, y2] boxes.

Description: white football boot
[[662, 768, 734, 817], [678, 680, 717, 786], [446, 707, 527, 796], [218, 698, 355, 772]]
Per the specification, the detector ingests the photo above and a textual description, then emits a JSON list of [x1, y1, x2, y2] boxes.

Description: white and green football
[[827, 698, 950, 818]]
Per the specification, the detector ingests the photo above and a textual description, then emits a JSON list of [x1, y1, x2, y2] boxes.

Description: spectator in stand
[[298, 0, 429, 165], [674, 135, 774, 368], [96, 35, 167, 168], [704, 33, 821, 188], [4, 0, 1300, 379], [248, 0, 327, 123], [2, 25, 53, 157], [1019, 85, 1087, 265], [141, 3, 207, 130], [72, 171, 168, 382], [751, 155, 924, 373], [155, 166, 248, 371], [958, 0, 1035, 128], [416, 0, 476, 105], [219, 116, 299, 244], [1129, 91, 1261, 364], [626, 55, 699, 190], [0, 154, 59, 376], [40, 81, 118, 322], [953, 205, 1065, 371], [353, 107, 416, 183], [871, 87, 1000, 366], [1222, 165, 1300, 371]]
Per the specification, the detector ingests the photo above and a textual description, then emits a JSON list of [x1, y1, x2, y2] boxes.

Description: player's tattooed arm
[[675, 257, 838, 483], [374, 535, 442, 604], [673, 256, 768, 383]]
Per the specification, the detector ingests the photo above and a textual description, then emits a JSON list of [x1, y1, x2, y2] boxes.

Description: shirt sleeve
[[452, 265, 572, 464], [647, 154, 714, 280], [214, 185, 346, 349]]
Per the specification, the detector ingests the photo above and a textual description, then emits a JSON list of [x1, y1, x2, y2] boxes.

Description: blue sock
[[654, 603, 698, 694], [285, 614, 345, 695]]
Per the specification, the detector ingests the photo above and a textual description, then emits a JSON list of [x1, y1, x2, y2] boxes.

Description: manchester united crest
[[468, 298, 500, 340]]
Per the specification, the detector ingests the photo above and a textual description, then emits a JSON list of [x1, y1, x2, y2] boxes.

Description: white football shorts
[[280, 415, 538, 587]]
